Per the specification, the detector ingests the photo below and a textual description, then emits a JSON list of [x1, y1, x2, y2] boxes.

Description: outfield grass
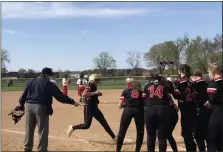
[[1, 79, 149, 91]]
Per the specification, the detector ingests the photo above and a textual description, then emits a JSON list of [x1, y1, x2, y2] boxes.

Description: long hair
[[179, 64, 191, 78], [131, 81, 142, 91], [179, 64, 193, 87], [208, 62, 223, 76]]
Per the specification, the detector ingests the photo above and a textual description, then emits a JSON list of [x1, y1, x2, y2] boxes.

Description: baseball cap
[[42, 67, 53, 76]]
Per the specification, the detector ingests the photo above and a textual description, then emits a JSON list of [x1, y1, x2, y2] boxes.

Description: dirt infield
[[2, 90, 185, 151]]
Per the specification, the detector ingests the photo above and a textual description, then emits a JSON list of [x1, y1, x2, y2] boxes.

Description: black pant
[[194, 106, 211, 152], [144, 105, 170, 152], [179, 104, 197, 152], [208, 107, 222, 152], [168, 106, 179, 152], [116, 107, 144, 152], [73, 104, 115, 139]]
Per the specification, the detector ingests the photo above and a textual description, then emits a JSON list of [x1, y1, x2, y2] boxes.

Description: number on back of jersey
[[148, 85, 164, 98], [131, 89, 139, 98]]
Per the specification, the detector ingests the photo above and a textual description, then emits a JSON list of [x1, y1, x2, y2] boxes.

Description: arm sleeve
[[76, 79, 79, 85], [120, 90, 126, 102], [19, 80, 30, 107], [207, 81, 218, 105], [173, 81, 181, 100], [51, 83, 75, 105]]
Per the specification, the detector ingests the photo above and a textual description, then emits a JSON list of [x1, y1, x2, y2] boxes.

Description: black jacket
[[19, 76, 76, 115]]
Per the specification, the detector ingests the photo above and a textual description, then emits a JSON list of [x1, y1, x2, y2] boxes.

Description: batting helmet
[[88, 74, 101, 83]]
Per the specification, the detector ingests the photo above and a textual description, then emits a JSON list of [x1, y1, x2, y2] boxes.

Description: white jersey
[[50, 79, 56, 84], [77, 78, 88, 88], [62, 78, 68, 86], [126, 78, 133, 83]]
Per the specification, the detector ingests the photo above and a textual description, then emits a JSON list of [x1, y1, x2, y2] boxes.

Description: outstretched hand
[[74, 102, 81, 107], [96, 91, 103, 96]]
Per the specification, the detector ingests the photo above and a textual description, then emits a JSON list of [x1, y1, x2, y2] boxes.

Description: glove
[[8, 105, 25, 125], [15, 105, 24, 111]]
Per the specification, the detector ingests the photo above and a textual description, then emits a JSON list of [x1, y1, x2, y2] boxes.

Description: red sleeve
[[142, 93, 146, 99], [207, 81, 218, 104], [120, 90, 126, 102]]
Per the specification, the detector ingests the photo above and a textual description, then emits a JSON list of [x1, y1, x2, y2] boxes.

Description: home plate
[[103, 101, 108, 103]]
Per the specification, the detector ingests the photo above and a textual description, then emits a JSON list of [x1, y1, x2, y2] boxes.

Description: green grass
[[1, 84, 127, 91], [1, 78, 149, 91]]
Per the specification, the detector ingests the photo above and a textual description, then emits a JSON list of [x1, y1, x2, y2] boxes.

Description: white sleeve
[[62, 78, 66, 85], [77, 79, 80, 85], [84, 79, 88, 85]]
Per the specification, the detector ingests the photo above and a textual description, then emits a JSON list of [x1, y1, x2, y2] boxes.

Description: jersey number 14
[[148, 85, 164, 98]]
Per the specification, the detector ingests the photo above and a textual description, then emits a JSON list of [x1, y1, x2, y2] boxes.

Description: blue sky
[[2, 2, 222, 72]]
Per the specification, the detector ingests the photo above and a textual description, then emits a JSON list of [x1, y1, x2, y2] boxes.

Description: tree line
[[1, 33, 222, 78]]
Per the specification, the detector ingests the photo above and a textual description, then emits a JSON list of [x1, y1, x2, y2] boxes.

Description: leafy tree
[[126, 51, 142, 75], [1, 48, 10, 73], [185, 34, 222, 72], [93, 52, 116, 76], [144, 41, 177, 70], [18, 68, 27, 73], [174, 34, 190, 72], [27, 69, 35, 74]]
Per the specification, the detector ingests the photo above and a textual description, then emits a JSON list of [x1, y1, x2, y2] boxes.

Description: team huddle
[[67, 62, 222, 152]]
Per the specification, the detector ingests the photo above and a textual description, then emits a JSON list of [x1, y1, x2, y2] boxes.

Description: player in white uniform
[[62, 74, 70, 96], [126, 76, 133, 89], [77, 73, 88, 102]]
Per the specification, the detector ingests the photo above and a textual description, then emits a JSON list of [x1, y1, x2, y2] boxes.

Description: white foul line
[[2, 129, 186, 151], [2, 129, 89, 143]]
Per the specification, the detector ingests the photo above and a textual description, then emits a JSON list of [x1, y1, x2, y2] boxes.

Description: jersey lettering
[[148, 85, 164, 98], [131, 90, 139, 99]]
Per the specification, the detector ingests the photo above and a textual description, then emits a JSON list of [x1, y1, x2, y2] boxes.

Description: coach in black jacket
[[18, 67, 80, 152]]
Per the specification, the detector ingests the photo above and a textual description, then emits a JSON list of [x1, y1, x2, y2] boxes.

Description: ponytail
[[179, 64, 193, 87]]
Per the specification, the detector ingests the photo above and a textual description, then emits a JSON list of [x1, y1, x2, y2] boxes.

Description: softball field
[[2, 90, 186, 151]]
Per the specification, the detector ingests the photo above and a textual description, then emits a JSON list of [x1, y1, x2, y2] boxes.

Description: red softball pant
[[78, 87, 85, 97], [62, 85, 68, 96]]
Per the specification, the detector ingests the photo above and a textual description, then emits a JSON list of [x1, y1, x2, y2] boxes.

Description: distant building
[[69, 73, 79, 79]]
